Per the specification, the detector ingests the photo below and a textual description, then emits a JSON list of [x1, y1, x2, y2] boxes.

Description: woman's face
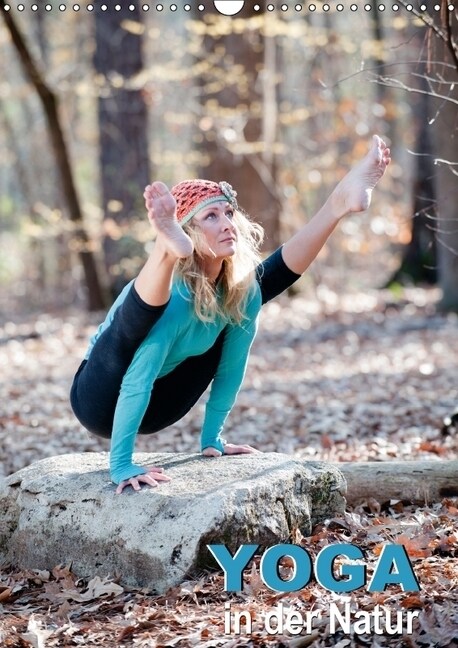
[[192, 200, 238, 260]]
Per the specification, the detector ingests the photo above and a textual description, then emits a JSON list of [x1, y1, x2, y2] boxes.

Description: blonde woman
[[71, 135, 391, 494]]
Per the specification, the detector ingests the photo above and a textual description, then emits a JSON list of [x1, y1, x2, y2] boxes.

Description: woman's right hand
[[115, 466, 171, 495]]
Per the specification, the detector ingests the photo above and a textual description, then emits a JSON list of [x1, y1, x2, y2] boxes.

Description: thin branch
[[408, 70, 456, 86], [435, 235, 458, 257], [397, 1, 447, 42], [444, 2, 458, 71], [325, 60, 457, 90], [406, 149, 458, 166], [373, 76, 458, 106], [397, 0, 458, 72], [432, 158, 458, 176]]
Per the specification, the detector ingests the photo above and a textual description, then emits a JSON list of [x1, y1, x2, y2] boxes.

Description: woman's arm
[[200, 285, 262, 454], [110, 338, 170, 486], [280, 197, 342, 276], [109, 298, 185, 491], [256, 246, 300, 305]]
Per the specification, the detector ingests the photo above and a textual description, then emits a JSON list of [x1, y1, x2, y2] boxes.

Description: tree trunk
[[335, 460, 458, 505], [431, 6, 458, 310], [93, 5, 151, 298], [194, 6, 281, 250], [388, 67, 437, 286], [1, 3, 106, 312], [370, 6, 399, 146]]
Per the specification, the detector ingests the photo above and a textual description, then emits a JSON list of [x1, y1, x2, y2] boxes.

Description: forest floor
[[0, 286, 457, 647]]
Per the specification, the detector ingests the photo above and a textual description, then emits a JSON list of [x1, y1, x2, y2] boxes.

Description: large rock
[[0, 452, 345, 593]]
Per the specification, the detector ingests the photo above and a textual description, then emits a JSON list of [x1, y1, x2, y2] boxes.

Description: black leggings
[[70, 247, 299, 439]]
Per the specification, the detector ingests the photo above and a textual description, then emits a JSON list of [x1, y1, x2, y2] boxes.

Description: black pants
[[70, 247, 299, 439]]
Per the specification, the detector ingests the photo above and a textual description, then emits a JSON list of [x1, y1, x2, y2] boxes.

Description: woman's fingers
[[146, 470, 172, 482], [115, 478, 140, 495], [116, 476, 152, 494], [202, 447, 223, 457], [115, 468, 171, 494], [202, 444, 260, 457], [115, 444, 262, 494], [145, 465, 165, 474], [223, 443, 261, 455], [199, 442, 262, 456]]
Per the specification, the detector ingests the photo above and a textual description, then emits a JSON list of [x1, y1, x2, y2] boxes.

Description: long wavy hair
[[175, 209, 264, 324]]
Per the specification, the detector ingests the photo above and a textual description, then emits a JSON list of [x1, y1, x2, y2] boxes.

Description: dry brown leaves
[[1, 287, 457, 646]]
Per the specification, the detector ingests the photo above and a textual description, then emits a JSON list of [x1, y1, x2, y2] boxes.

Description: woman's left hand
[[115, 466, 171, 495]]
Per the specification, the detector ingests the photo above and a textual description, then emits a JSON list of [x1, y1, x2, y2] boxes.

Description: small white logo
[[213, 1, 245, 16]]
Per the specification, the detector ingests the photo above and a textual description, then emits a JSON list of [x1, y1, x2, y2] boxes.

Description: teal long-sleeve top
[[92, 279, 262, 485]]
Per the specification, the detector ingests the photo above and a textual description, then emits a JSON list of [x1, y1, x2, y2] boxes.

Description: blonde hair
[[176, 210, 264, 324]]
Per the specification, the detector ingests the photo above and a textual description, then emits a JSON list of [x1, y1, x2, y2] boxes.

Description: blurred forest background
[[1, 6, 458, 645], [0, 1, 457, 317]]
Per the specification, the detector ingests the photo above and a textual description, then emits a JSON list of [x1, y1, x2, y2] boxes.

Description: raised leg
[[281, 135, 391, 276], [71, 181, 193, 437], [329, 134, 391, 215], [135, 181, 193, 306]]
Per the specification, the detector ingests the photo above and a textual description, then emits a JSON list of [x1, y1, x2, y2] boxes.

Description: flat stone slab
[[0, 452, 346, 593]]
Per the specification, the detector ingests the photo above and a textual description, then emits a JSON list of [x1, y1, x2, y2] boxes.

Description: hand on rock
[[202, 443, 261, 457], [115, 466, 171, 495], [224, 443, 261, 455]]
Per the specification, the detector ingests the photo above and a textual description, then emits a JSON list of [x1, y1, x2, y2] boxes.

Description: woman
[[71, 135, 391, 494]]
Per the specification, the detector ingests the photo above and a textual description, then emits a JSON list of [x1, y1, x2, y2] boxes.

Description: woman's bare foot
[[331, 135, 391, 218], [144, 181, 193, 258]]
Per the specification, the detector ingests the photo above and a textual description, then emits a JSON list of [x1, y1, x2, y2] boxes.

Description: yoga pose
[[71, 135, 391, 494]]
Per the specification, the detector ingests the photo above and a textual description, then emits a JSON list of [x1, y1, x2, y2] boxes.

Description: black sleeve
[[255, 246, 301, 305]]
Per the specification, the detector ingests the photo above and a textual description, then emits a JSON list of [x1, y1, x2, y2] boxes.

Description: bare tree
[[193, 4, 281, 250], [1, 2, 106, 311], [388, 56, 437, 286], [93, 5, 150, 298], [382, 2, 458, 309], [429, 3, 458, 310]]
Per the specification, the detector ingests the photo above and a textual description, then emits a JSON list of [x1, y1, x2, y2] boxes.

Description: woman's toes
[[144, 182, 193, 258]]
